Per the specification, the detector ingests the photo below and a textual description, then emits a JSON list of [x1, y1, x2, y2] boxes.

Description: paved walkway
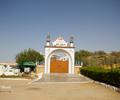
[[0, 79, 120, 100], [35, 73, 92, 83]]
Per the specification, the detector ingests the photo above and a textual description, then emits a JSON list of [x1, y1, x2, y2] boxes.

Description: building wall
[[36, 65, 44, 74], [36, 65, 81, 74], [74, 66, 81, 74], [45, 47, 74, 74]]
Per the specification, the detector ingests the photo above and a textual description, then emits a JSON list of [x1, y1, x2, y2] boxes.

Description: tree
[[93, 50, 106, 55], [15, 48, 44, 71], [75, 50, 92, 66], [75, 50, 120, 68], [16, 48, 44, 64]]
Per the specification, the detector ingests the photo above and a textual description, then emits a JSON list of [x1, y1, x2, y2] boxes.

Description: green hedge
[[80, 67, 120, 88], [0, 75, 20, 78]]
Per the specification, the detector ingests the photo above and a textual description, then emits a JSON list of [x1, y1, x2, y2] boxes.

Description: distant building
[[0, 62, 17, 67], [0, 64, 20, 76]]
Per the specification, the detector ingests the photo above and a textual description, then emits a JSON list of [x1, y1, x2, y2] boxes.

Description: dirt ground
[[0, 79, 120, 100]]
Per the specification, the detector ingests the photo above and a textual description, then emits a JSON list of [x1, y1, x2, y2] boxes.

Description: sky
[[0, 0, 120, 62]]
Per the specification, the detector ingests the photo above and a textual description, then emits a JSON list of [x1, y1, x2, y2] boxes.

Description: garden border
[[79, 74, 120, 93]]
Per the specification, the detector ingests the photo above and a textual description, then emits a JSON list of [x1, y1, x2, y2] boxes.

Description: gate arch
[[44, 36, 75, 74], [46, 49, 73, 73]]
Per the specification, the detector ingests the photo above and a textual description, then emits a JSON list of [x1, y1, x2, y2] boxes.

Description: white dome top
[[52, 37, 68, 47]]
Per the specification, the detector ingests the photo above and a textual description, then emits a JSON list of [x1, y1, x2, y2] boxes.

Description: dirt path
[[0, 80, 120, 100]]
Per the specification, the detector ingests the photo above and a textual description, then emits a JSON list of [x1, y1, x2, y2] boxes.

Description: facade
[[0, 65, 20, 76], [44, 35, 75, 74]]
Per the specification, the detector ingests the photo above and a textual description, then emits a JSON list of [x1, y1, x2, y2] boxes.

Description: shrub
[[0, 75, 20, 78], [80, 67, 120, 88]]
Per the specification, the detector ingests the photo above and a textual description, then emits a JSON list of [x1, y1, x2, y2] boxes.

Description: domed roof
[[52, 37, 68, 47]]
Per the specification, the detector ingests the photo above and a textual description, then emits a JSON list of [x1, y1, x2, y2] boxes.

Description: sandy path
[[0, 80, 120, 100]]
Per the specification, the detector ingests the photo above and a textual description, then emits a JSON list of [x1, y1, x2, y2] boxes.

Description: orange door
[[50, 59, 68, 73]]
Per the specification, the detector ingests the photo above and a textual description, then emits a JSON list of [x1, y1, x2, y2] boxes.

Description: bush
[[0, 75, 20, 78], [80, 67, 120, 88]]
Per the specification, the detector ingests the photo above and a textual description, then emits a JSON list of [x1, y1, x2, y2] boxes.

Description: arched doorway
[[45, 49, 73, 74], [50, 50, 69, 73], [44, 36, 75, 74]]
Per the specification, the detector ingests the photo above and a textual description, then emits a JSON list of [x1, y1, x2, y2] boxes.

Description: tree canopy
[[75, 50, 120, 68], [15, 48, 44, 65]]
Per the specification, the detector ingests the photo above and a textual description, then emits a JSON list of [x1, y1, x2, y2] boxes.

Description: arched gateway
[[45, 35, 75, 74]]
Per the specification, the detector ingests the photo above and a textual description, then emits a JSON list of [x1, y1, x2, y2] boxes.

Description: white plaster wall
[[45, 47, 75, 74]]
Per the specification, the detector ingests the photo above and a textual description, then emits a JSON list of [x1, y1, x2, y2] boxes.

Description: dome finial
[[46, 32, 50, 42], [70, 36, 74, 43]]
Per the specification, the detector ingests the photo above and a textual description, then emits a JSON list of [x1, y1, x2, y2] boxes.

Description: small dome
[[52, 37, 68, 47]]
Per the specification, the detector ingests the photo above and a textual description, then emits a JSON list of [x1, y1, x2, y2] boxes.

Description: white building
[[45, 35, 75, 74], [0, 65, 20, 76]]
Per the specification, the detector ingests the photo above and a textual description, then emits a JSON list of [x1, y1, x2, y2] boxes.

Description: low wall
[[36, 65, 81, 74], [74, 66, 81, 74], [36, 65, 45, 74]]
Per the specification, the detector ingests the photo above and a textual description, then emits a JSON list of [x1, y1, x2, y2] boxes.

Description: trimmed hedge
[[0, 75, 20, 78], [80, 67, 120, 88]]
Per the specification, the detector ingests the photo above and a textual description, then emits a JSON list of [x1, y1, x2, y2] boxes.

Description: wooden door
[[50, 59, 68, 73]]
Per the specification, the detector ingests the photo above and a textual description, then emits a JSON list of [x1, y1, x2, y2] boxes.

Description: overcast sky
[[0, 0, 120, 62]]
